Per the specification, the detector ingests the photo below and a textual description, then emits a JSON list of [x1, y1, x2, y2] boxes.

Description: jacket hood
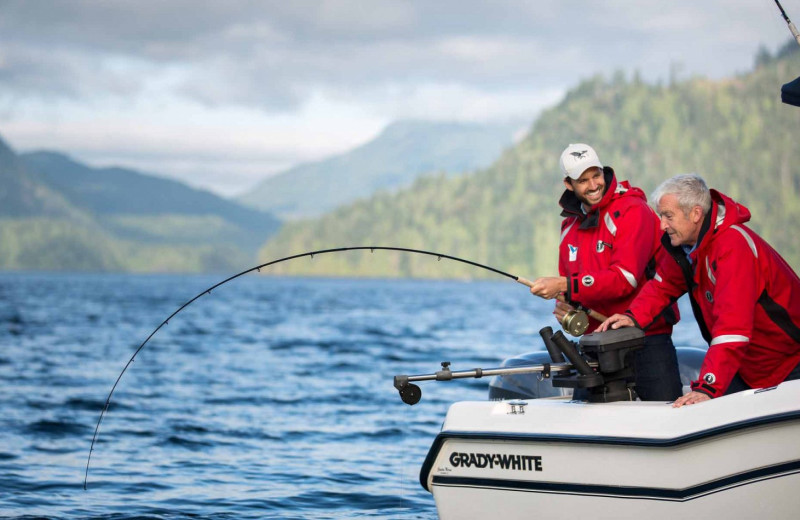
[[711, 189, 751, 228], [693, 189, 752, 253]]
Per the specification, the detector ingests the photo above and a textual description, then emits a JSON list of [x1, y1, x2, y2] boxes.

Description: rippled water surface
[[0, 272, 702, 519]]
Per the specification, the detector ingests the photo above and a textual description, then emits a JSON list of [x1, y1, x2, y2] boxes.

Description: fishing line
[[83, 245, 604, 489], [84, 246, 531, 489]]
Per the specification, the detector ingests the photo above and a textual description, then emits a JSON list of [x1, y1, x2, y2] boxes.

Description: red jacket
[[628, 190, 800, 397], [558, 167, 677, 334]]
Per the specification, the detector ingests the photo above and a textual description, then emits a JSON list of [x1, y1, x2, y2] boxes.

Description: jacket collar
[[662, 189, 750, 264], [689, 189, 750, 260], [559, 166, 617, 229]]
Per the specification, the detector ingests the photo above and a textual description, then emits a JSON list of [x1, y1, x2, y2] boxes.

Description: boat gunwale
[[420, 410, 800, 491]]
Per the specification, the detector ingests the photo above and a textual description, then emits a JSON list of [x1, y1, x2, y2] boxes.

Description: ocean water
[[0, 272, 702, 519]]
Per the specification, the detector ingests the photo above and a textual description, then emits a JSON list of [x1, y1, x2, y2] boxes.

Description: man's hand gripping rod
[[515, 276, 607, 336]]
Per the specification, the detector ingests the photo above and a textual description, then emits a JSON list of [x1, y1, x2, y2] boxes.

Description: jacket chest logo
[[568, 244, 578, 262], [596, 240, 606, 253]]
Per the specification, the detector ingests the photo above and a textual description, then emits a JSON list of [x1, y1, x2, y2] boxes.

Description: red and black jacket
[[628, 190, 800, 397], [558, 167, 678, 334]]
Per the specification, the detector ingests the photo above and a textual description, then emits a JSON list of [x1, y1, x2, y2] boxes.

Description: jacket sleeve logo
[[581, 275, 594, 287], [568, 244, 578, 262], [703, 373, 716, 385]]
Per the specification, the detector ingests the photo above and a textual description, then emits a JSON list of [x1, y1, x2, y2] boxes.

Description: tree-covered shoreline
[[259, 43, 800, 279]]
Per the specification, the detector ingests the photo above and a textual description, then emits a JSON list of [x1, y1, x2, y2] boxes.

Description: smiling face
[[564, 167, 605, 210], [657, 193, 704, 247]]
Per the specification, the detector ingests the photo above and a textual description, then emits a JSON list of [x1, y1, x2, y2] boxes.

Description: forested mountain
[[21, 152, 279, 250], [0, 144, 280, 272], [237, 119, 522, 219], [258, 42, 800, 280], [0, 138, 84, 220]]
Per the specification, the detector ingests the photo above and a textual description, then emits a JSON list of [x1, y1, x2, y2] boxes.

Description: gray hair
[[651, 173, 712, 216]]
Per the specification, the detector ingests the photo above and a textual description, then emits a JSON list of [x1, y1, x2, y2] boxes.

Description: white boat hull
[[422, 380, 800, 519]]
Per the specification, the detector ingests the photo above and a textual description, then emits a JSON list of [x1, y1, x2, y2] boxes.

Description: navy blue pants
[[724, 358, 800, 395], [631, 333, 683, 401]]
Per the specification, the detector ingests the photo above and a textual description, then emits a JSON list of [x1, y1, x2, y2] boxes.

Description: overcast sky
[[0, 0, 796, 197]]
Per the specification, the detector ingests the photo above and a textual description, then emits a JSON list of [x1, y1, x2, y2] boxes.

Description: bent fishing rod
[[83, 246, 606, 489]]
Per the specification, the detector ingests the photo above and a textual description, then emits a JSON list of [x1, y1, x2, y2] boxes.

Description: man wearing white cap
[[529, 144, 682, 401]]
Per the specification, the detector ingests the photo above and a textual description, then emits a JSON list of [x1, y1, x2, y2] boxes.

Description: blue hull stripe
[[430, 459, 800, 501], [420, 411, 800, 491]]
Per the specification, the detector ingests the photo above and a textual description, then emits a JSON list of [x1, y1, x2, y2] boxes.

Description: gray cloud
[[1, 1, 792, 111], [0, 0, 795, 196]]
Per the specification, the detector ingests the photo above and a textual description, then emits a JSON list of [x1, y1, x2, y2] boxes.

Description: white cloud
[[1, 92, 387, 196], [354, 82, 562, 123]]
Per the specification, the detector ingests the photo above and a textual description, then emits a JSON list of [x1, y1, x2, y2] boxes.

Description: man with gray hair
[[599, 173, 800, 407]]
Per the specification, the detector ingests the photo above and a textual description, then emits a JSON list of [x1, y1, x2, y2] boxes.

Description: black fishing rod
[[774, 0, 800, 46], [773, 0, 800, 106], [83, 245, 605, 489]]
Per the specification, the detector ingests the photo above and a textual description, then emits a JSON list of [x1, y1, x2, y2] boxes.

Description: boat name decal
[[448, 451, 542, 471]]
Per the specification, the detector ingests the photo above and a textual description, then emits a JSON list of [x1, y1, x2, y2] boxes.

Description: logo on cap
[[560, 144, 602, 179]]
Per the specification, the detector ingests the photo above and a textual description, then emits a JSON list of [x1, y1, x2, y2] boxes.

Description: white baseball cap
[[559, 143, 603, 180]]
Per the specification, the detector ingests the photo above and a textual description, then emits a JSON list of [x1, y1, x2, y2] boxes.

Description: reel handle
[[516, 277, 608, 327]]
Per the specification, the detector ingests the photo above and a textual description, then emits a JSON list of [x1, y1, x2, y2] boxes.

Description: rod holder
[[550, 330, 594, 377], [540, 326, 566, 363]]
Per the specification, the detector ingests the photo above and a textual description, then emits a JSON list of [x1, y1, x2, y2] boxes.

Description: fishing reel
[[561, 308, 589, 336]]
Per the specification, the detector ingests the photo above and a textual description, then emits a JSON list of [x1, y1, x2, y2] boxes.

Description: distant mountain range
[[0, 141, 280, 272], [0, 118, 523, 272], [258, 41, 800, 279], [237, 119, 523, 219], [7, 42, 797, 276], [21, 151, 279, 247], [0, 138, 83, 220]]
